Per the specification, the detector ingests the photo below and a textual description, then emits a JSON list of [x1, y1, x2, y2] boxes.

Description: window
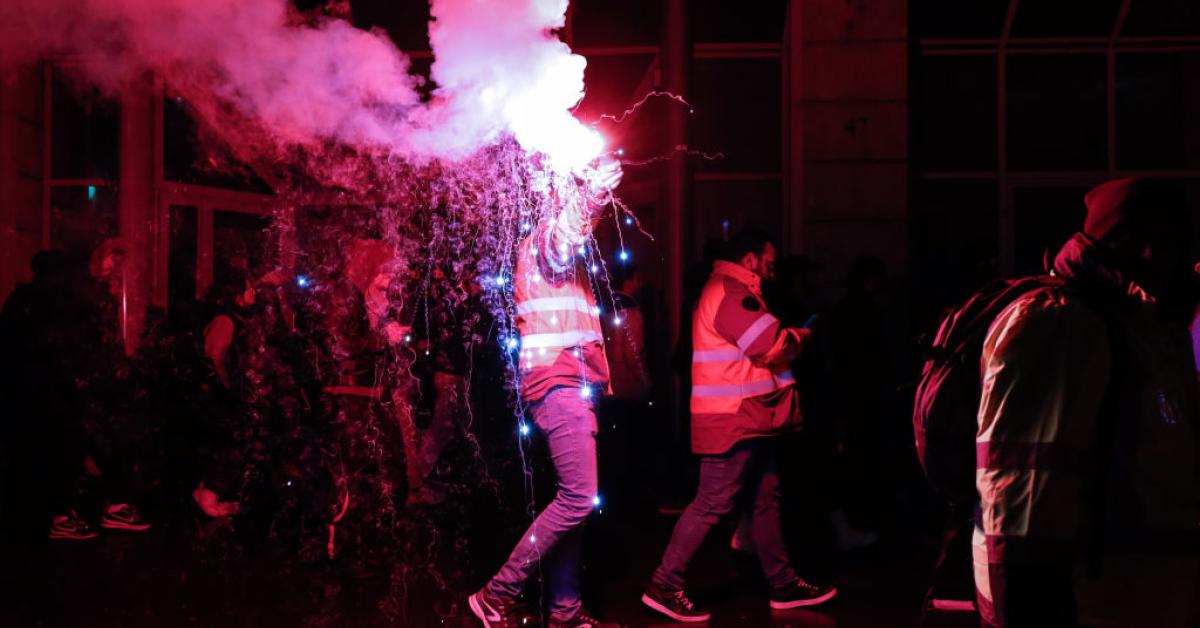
[[915, 56, 998, 171], [690, 59, 782, 174], [1007, 54, 1107, 171], [1117, 53, 1200, 170]]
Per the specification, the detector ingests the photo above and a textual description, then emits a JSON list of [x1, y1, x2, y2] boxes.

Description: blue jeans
[[487, 387, 598, 620], [652, 437, 798, 591]]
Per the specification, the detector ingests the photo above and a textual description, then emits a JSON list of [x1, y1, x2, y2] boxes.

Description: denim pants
[[487, 387, 598, 620], [652, 437, 798, 591]]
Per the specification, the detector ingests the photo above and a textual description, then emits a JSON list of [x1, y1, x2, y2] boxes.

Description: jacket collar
[[1052, 232, 1154, 304], [712, 261, 763, 295]]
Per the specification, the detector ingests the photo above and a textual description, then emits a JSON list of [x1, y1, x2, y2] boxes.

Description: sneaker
[[548, 608, 621, 628], [769, 579, 837, 610], [641, 582, 711, 623], [49, 511, 99, 540], [468, 588, 524, 628], [101, 503, 152, 531]]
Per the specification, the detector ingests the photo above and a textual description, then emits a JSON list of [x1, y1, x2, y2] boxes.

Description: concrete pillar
[[118, 74, 157, 354], [787, 0, 908, 308]]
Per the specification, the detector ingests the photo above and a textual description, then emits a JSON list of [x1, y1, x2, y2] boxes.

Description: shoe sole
[[467, 593, 494, 628], [49, 531, 98, 540], [769, 587, 838, 610], [930, 599, 976, 612], [641, 593, 711, 623], [101, 521, 152, 531]]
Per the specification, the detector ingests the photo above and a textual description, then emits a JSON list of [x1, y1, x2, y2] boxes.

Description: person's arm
[[533, 158, 622, 284], [203, 315, 235, 387], [622, 304, 653, 394], [976, 293, 1111, 627], [712, 286, 810, 369]]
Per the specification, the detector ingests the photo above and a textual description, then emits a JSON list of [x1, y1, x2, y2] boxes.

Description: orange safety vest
[[690, 262, 795, 415], [513, 235, 604, 373]]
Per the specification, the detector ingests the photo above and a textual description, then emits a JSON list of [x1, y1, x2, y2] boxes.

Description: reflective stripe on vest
[[693, 348, 744, 363], [520, 329, 603, 350], [513, 235, 603, 371], [692, 371, 795, 398], [516, 296, 594, 317], [736, 313, 778, 352]]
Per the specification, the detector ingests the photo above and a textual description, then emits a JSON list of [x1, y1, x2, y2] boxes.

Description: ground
[[0, 500, 977, 628]]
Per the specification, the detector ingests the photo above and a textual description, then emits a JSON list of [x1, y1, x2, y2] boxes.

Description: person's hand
[[383, 322, 411, 345], [83, 455, 103, 477], [587, 155, 623, 196], [193, 483, 240, 518], [258, 269, 288, 287]]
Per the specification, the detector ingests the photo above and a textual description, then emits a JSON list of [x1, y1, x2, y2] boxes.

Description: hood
[[1052, 232, 1154, 305]]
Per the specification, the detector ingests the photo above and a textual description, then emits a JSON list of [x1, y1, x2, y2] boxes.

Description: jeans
[[652, 437, 798, 591], [487, 387, 598, 620]]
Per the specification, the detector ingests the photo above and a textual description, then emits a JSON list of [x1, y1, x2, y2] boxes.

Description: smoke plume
[[0, 0, 602, 172]]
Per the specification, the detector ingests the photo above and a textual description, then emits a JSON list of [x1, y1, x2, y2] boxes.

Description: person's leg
[[410, 371, 464, 492], [544, 523, 585, 621], [744, 440, 799, 589], [486, 387, 598, 616], [650, 441, 755, 592]]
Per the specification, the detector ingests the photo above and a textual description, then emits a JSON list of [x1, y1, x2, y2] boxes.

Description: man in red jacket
[[642, 228, 836, 622]]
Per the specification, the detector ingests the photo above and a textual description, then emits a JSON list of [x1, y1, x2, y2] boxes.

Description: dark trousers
[[652, 437, 798, 591], [487, 387, 598, 621]]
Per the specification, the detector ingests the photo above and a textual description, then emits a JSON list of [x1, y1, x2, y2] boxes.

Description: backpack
[[913, 275, 1065, 502]]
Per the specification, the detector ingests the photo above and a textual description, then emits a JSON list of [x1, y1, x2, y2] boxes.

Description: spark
[[621, 147, 726, 167], [592, 90, 693, 125]]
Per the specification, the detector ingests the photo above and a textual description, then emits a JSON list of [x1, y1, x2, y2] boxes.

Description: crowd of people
[[0, 174, 1196, 628]]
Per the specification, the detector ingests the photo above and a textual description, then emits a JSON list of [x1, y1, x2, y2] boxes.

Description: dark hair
[[30, 249, 69, 278], [610, 261, 640, 291], [720, 228, 774, 263], [846, 256, 886, 291]]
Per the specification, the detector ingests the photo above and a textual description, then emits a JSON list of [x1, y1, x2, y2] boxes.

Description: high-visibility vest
[[513, 235, 604, 373], [690, 263, 795, 415]]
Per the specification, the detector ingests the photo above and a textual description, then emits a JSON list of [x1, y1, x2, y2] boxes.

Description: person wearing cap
[[974, 177, 1199, 627]]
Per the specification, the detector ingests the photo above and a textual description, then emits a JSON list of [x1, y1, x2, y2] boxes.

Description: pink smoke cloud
[[0, 0, 603, 172]]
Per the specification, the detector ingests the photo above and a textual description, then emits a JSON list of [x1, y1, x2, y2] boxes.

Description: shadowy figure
[[829, 256, 895, 538], [0, 251, 90, 542], [970, 178, 1199, 627]]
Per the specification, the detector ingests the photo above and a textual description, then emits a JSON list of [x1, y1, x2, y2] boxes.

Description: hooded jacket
[[974, 233, 1200, 627]]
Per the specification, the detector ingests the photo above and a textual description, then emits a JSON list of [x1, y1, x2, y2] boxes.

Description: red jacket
[[690, 261, 807, 454]]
